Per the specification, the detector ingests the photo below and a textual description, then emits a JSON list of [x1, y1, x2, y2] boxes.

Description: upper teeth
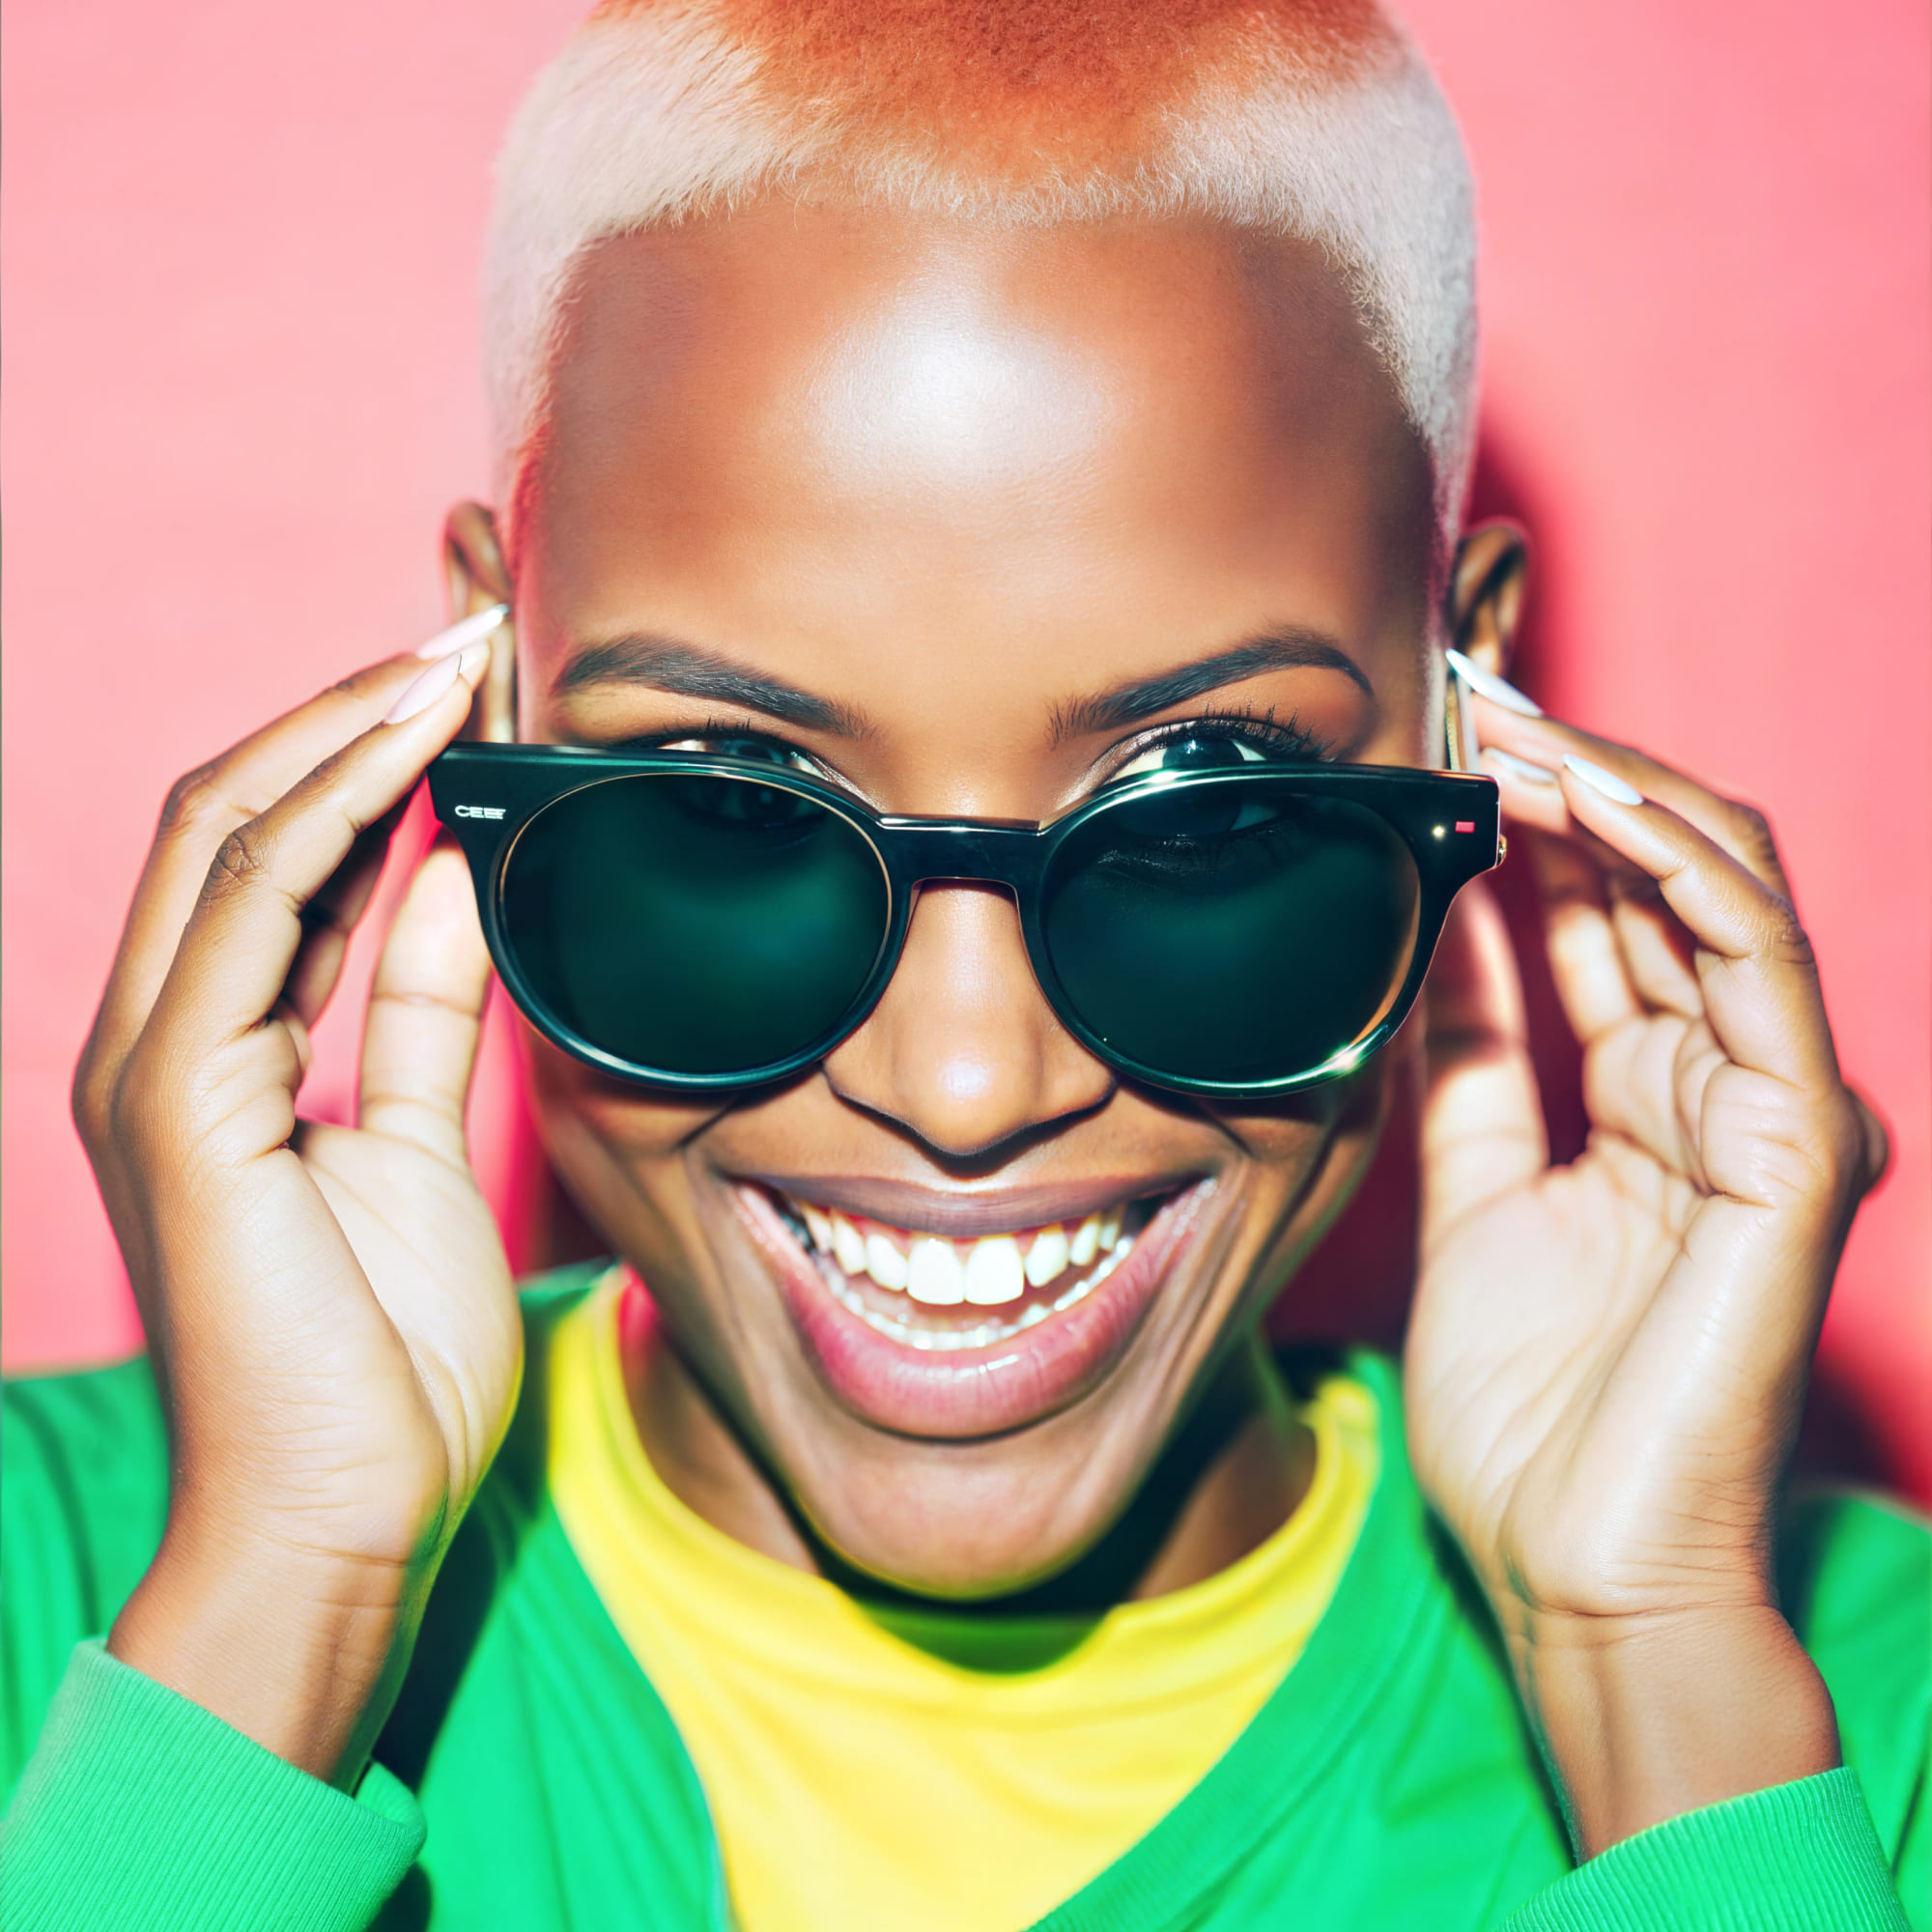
[[791, 1202, 1129, 1302], [1023, 1227, 1068, 1287], [962, 1236, 1024, 1306]]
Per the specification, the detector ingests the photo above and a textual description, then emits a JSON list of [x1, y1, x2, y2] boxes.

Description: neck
[[625, 1311, 1315, 1611]]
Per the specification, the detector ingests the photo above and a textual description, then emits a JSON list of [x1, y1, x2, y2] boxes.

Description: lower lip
[[738, 1181, 1209, 1439]]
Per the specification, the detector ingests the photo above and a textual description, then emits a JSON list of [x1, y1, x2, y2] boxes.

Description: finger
[[1420, 881, 1548, 1244], [1522, 828, 1645, 1043], [140, 644, 490, 1079], [356, 840, 493, 1164], [1554, 761, 1839, 1093], [278, 799, 412, 1029], [1479, 771, 1706, 1036], [1605, 881, 1703, 1019], [1576, 1009, 1725, 1183], [82, 654, 436, 1095], [72, 655, 438, 1289], [1471, 696, 1792, 897], [1530, 842, 1726, 1181]]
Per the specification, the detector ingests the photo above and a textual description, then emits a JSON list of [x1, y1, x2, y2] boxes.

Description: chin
[[679, 1164, 1287, 1600]]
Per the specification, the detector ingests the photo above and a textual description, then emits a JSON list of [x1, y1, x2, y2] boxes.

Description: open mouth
[[766, 1187, 1169, 1351]]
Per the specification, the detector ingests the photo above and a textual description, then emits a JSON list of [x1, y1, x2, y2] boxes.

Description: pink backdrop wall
[[6, 3, 1928, 1499]]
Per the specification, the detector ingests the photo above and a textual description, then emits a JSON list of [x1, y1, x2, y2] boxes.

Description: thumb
[[1419, 881, 1547, 1249], [356, 839, 495, 1166]]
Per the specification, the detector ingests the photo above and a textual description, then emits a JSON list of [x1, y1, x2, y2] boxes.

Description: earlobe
[[1447, 519, 1529, 679], [443, 501, 518, 742]]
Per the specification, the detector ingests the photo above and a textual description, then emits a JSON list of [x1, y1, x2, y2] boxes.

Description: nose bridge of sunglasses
[[872, 816, 1046, 891]]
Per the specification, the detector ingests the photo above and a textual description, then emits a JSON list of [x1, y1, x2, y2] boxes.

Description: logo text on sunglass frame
[[454, 805, 507, 819]]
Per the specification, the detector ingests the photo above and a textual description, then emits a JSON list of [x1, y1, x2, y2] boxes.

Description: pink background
[[6, 3, 1928, 1500]]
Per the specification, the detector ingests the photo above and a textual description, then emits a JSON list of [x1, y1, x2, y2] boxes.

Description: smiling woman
[[1, 3, 1925, 1930]]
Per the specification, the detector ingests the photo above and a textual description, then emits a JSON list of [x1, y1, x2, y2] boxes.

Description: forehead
[[527, 200, 1428, 571], [517, 204, 1435, 796]]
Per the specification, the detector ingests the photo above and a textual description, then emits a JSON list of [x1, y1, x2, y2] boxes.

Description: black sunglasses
[[430, 737, 1499, 1097]]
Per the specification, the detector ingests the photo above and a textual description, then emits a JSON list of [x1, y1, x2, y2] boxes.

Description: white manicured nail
[[1483, 747, 1559, 787], [384, 641, 488, 724], [416, 603, 508, 659], [1562, 755, 1644, 807], [1446, 648, 1542, 717]]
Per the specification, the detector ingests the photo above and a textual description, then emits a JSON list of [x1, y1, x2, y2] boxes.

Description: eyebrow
[[1050, 630, 1373, 746], [552, 636, 869, 737]]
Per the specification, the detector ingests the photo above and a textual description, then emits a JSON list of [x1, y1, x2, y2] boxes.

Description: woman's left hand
[[1405, 693, 1889, 1858]]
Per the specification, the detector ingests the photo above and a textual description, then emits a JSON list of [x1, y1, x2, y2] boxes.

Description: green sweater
[[3, 1266, 1926, 1930]]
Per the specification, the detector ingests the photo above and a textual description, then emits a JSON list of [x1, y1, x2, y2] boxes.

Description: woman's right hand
[[72, 636, 522, 1788]]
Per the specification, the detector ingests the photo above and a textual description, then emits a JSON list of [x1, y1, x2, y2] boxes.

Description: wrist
[[108, 1515, 434, 1789], [1511, 1601, 1840, 1860]]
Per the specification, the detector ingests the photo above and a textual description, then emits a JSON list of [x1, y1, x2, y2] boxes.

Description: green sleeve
[[1, 1639, 423, 1932], [1781, 1489, 1932, 1922], [1497, 1768, 1907, 1930], [3, 1358, 170, 1791], [3, 1363, 422, 1928], [1499, 1489, 1929, 1931]]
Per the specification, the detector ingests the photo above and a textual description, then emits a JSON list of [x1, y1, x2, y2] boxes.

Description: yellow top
[[548, 1275, 1378, 1932]]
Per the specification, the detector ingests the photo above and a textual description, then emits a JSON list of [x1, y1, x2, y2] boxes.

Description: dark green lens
[[500, 771, 890, 1078], [1040, 778, 1420, 1086]]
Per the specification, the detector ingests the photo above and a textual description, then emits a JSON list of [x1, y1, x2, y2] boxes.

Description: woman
[[3, 2, 1924, 1926]]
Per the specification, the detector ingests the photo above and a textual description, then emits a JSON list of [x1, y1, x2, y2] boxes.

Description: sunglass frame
[[430, 743, 1501, 1097]]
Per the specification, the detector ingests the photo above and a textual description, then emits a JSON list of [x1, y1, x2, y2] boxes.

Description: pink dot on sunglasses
[[1455, 820, 1475, 833]]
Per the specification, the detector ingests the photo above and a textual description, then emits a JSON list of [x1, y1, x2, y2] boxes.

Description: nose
[[822, 882, 1115, 1158]]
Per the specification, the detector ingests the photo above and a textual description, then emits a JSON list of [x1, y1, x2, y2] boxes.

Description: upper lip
[[739, 1173, 1203, 1240]]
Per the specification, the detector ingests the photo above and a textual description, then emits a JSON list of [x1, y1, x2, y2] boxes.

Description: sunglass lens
[[500, 771, 890, 1078], [1040, 780, 1421, 1086]]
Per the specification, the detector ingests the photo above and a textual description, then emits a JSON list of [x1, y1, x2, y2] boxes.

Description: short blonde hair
[[485, 0, 1477, 534]]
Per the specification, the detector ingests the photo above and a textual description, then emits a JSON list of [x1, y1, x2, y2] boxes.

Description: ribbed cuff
[[1501, 1768, 1908, 1931], [0, 1639, 424, 1932]]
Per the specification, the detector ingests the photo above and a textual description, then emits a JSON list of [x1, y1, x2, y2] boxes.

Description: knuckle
[[71, 1045, 114, 1152], [159, 763, 239, 838], [1764, 895, 1815, 969], [207, 824, 271, 895], [1725, 800, 1779, 865], [1814, 1095, 1868, 1196], [95, 1045, 156, 1159]]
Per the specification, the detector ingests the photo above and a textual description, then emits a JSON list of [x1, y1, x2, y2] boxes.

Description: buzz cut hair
[[485, 0, 1478, 539]]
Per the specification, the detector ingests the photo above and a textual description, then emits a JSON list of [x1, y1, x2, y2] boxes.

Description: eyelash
[[1104, 706, 1331, 777]]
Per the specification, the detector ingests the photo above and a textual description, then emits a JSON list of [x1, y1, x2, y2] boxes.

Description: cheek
[[1208, 1061, 1394, 1280], [523, 1032, 722, 1230]]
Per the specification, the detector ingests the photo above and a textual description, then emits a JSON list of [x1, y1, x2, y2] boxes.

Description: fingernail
[[1446, 647, 1543, 718], [1483, 746, 1558, 786], [415, 603, 508, 660], [385, 640, 489, 724], [1562, 754, 1645, 807]]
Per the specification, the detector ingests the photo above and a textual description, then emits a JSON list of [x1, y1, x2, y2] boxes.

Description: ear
[[1446, 519, 1529, 679], [443, 501, 517, 742]]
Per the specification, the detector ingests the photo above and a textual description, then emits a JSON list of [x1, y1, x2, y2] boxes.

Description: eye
[[1112, 732, 1270, 781], [658, 732, 816, 775]]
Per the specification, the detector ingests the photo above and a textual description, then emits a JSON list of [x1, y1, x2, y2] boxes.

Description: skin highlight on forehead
[[589, 0, 1397, 178]]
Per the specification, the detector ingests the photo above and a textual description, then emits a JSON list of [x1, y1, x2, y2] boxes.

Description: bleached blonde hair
[[484, 0, 1477, 537]]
